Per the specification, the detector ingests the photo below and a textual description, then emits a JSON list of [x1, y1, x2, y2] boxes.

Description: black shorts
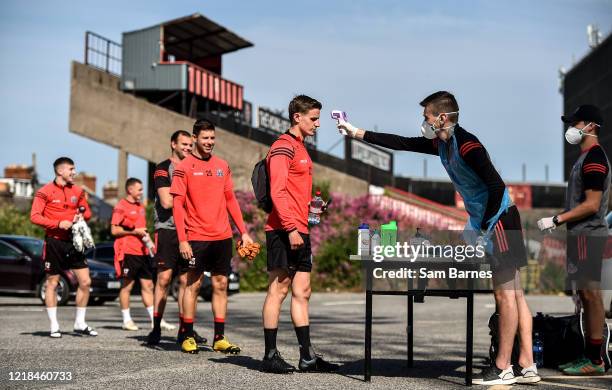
[[154, 229, 186, 273], [567, 232, 606, 284], [43, 237, 88, 275], [488, 206, 528, 278], [266, 230, 312, 274], [189, 239, 233, 275], [120, 254, 154, 280]]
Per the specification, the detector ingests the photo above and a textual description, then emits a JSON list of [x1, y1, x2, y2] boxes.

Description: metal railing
[[84, 31, 121, 76]]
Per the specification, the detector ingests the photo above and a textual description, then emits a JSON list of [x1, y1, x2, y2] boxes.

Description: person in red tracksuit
[[260, 95, 339, 374], [171, 119, 254, 354], [30, 157, 97, 338], [111, 178, 155, 331]]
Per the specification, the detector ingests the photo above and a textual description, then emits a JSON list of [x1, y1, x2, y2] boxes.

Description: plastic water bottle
[[142, 234, 156, 258], [381, 221, 398, 248], [533, 332, 544, 368], [358, 223, 370, 256], [371, 229, 381, 252], [308, 191, 324, 225], [410, 227, 424, 246]]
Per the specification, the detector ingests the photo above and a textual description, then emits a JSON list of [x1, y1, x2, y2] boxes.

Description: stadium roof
[[161, 13, 253, 59]]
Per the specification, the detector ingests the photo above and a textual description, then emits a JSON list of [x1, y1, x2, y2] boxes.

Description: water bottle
[[410, 227, 424, 246], [381, 221, 398, 249], [371, 229, 381, 251], [358, 223, 370, 256], [142, 234, 156, 258], [308, 191, 324, 225], [533, 332, 544, 368]]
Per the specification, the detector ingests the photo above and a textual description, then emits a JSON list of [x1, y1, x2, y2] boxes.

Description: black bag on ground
[[532, 312, 584, 368], [488, 311, 584, 369]]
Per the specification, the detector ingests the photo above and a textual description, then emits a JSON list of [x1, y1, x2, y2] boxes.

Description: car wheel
[[38, 276, 70, 306]]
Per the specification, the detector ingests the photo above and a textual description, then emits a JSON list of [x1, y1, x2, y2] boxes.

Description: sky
[[1, 0, 611, 196]]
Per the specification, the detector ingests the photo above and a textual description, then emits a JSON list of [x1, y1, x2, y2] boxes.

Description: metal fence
[[84, 31, 121, 76]]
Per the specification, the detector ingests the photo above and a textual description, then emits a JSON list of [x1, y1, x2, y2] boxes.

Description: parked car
[[85, 242, 240, 301], [0, 235, 120, 306]]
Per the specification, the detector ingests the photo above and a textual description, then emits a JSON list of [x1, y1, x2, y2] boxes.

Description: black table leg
[[365, 288, 372, 381], [466, 292, 474, 386], [408, 294, 414, 367]]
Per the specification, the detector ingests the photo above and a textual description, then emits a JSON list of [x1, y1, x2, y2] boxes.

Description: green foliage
[[238, 244, 270, 291], [145, 202, 155, 234], [313, 180, 331, 200], [0, 204, 44, 238], [0, 203, 113, 244], [539, 262, 566, 293], [88, 218, 112, 243], [311, 231, 362, 291]]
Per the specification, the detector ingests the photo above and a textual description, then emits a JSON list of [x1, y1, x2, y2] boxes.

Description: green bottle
[[380, 221, 398, 249]]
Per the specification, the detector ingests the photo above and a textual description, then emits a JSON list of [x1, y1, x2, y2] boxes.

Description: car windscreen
[[11, 238, 44, 257]]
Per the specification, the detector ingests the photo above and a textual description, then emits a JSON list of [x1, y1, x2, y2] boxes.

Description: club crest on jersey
[[123, 268, 129, 276], [70, 196, 77, 204], [216, 169, 224, 177]]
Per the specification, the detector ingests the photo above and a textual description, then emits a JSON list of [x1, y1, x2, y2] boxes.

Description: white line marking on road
[[542, 375, 612, 380], [538, 380, 609, 390], [322, 301, 365, 306]]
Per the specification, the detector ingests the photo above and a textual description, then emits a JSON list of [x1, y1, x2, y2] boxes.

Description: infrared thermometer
[[331, 110, 348, 135]]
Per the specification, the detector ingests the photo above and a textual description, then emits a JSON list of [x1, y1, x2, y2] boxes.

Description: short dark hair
[[53, 157, 74, 173], [420, 91, 459, 122], [171, 130, 191, 143], [193, 119, 215, 136], [125, 177, 142, 191], [288, 95, 322, 125]]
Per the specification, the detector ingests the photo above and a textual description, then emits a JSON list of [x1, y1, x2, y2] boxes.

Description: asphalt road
[[0, 293, 611, 390]]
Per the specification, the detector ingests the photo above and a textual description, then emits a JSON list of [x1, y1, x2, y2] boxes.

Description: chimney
[[4, 164, 33, 180], [103, 181, 119, 205], [587, 24, 602, 49], [74, 172, 97, 193]]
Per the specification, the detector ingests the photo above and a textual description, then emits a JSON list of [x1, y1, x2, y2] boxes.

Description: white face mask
[[421, 111, 458, 139], [564, 123, 598, 145]]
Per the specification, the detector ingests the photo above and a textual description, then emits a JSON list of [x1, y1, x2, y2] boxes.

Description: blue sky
[[1, 0, 611, 195]]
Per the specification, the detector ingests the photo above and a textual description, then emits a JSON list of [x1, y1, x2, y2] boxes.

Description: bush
[[0, 203, 112, 244], [234, 190, 409, 291], [539, 262, 566, 294], [0, 204, 44, 238]]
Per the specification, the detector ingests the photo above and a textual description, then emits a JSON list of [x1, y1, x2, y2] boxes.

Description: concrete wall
[[69, 61, 368, 196]]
